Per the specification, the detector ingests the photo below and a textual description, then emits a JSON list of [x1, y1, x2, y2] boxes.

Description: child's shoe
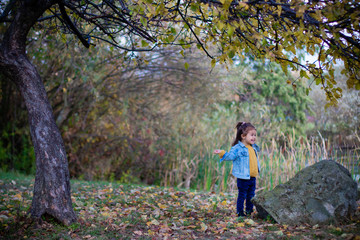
[[237, 212, 246, 217]]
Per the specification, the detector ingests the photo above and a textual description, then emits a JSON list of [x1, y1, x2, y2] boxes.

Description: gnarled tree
[[0, 0, 358, 224]]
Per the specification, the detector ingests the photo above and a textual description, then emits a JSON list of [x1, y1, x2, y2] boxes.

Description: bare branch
[[58, 1, 89, 48]]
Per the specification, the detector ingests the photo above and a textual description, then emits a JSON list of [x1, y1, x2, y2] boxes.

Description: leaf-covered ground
[[0, 175, 359, 240]]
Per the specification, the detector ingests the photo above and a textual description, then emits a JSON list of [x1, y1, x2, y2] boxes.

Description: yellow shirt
[[246, 145, 258, 177]]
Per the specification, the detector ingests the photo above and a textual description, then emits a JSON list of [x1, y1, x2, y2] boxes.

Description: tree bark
[[0, 0, 76, 225]]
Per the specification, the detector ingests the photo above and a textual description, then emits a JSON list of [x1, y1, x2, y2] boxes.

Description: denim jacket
[[220, 141, 260, 179]]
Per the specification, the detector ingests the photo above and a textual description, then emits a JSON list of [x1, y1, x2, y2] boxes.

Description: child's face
[[242, 129, 257, 145]]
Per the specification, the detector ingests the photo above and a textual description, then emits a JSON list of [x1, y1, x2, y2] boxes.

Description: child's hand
[[213, 149, 222, 154], [213, 149, 226, 158]]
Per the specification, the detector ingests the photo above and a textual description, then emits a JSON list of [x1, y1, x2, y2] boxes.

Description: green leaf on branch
[[227, 50, 235, 59], [211, 59, 216, 68], [141, 40, 149, 47], [300, 69, 310, 79], [184, 62, 189, 70], [140, 17, 147, 27]]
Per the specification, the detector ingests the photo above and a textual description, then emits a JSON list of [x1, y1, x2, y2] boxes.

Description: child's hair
[[232, 122, 256, 146]]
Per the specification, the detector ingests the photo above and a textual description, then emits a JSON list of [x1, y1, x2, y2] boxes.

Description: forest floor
[[0, 173, 359, 240]]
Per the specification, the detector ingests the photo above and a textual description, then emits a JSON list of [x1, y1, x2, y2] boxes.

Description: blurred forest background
[[1, 30, 359, 192]]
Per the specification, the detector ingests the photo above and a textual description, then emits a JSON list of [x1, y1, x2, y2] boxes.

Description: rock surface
[[252, 160, 358, 225]]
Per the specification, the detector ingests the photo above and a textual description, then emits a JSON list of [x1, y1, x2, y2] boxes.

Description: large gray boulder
[[252, 160, 358, 225]]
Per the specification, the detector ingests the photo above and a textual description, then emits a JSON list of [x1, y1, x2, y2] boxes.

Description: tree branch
[[58, 1, 89, 48], [103, 0, 156, 42], [176, 0, 213, 59]]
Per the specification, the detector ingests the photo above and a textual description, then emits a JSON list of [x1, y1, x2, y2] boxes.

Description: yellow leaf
[[276, 6, 282, 17], [238, 2, 249, 10], [313, 10, 322, 21], [236, 222, 245, 227], [12, 193, 22, 201], [155, 3, 165, 14], [216, 21, 225, 30], [158, 203, 167, 209], [101, 212, 110, 217], [353, 235, 360, 240], [211, 58, 216, 68], [227, 24, 235, 36], [253, 33, 262, 40], [244, 219, 256, 225], [314, 37, 322, 44], [296, 5, 306, 18]]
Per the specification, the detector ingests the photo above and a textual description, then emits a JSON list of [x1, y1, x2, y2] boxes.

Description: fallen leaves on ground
[[0, 176, 359, 239]]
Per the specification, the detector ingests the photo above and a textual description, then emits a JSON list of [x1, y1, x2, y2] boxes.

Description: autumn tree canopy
[[17, 0, 359, 104], [139, 0, 360, 106]]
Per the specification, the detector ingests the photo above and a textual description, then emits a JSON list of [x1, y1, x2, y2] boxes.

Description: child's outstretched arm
[[214, 146, 239, 163]]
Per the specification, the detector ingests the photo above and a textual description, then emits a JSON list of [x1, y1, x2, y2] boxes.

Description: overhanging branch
[[58, 1, 89, 48], [176, 0, 213, 59]]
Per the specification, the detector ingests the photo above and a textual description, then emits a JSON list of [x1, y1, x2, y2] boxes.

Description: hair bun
[[236, 121, 246, 129]]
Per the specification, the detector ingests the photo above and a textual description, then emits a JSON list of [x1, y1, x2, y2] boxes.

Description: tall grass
[[258, 131, 359, 192], [162, 130, 360, 193]]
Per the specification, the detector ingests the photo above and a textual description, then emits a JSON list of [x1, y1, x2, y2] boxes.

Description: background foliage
[[1, 29, 359, 192]]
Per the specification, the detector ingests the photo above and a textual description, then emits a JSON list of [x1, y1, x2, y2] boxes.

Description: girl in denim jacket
[[214, 122, 260, 217]]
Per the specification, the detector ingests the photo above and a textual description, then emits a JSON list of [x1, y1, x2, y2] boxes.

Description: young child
[[213, 121, 260, 217]]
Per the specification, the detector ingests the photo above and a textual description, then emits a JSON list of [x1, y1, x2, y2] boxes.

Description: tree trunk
[[0, 0, 76, 225], [1, 54, 77, 225], [31, 58, 77, 225]]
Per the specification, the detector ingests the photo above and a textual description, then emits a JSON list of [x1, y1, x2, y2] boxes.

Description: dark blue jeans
[[237, 177, 256, 215]]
